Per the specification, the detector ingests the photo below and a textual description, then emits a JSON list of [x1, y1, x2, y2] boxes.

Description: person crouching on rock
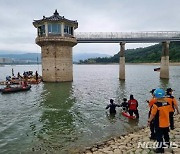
[[106, 99, 120, 114], [128, 95, 139, 118]]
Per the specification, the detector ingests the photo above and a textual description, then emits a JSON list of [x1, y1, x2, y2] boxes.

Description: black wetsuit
[[121, 102, 128, 111], [106, 103, 120, 114]]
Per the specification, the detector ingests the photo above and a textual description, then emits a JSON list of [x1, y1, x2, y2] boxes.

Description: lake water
[[0, 64, 180, 154]]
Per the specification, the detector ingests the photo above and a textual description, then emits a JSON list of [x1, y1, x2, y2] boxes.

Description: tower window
[[38, 25, 45, 36], [64, 25, 73, 35], [48, 23, 61, 34]]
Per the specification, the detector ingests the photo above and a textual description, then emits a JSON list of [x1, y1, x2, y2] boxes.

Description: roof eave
[[33, 19, 78, 28]]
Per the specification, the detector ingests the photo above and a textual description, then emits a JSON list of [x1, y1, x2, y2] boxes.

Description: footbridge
[[75, 31, 180, 43], [75, 31, 180, 79]]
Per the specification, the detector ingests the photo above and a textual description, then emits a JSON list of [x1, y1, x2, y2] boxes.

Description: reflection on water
[[117, 80, 126, 104], [0, 64, 180, 154], [128, 118, 139, 127], [106, 112, 117, 124], [105, 111, 139, 129], [159, 78, 169, 89], [31, 82, 77, 153]]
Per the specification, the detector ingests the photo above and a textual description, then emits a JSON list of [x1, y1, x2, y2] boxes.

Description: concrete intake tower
[[33, 10, 78, 82]]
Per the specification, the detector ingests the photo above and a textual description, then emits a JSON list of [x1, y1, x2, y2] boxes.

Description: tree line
[[79, 42, 180, 64]]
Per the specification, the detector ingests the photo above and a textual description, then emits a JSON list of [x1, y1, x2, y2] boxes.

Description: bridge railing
[[75, 31, 180, 39]]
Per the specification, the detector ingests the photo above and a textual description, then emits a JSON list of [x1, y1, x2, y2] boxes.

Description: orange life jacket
[[151, 101, 170, 128]]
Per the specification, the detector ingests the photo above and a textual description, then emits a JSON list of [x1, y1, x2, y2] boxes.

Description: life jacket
[[165, 95, 176, 112], [152, 101, 170, 128], [128, 99, 138, 110], [149, 98, 157, 109], [148, 98, 157, 117]]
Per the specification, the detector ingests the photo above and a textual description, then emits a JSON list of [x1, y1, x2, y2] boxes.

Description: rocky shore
[[82, 114, 180, 154]]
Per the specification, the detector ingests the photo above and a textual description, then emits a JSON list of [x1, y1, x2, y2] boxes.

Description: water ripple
[[0, 64, 180, 153]]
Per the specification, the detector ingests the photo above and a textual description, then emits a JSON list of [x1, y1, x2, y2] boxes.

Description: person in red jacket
[[128, 95, 139, 118]]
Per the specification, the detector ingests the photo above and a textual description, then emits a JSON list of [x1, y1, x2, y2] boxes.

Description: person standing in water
[[121, 98, 128, 112], [35, 71, 39, 82], [106, 99, 121, 114], [128, 95, 139, 118]]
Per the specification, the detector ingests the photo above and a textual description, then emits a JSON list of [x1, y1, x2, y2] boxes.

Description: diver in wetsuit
[[121, 98, 128, 112], [106, 99, 120, 114]]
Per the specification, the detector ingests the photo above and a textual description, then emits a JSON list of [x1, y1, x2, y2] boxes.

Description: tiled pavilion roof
[[33, 10, 78, 28]]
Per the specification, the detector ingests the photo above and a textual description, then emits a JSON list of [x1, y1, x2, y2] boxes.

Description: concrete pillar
[[119, 42, 125, 80], [45, 23, 48, 37], [72, 27, 75, 36], [61, 23, 64, 37], [160, 41, 170, 79]]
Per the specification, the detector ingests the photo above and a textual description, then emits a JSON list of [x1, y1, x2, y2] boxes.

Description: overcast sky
[[0, 0, 180, 55]]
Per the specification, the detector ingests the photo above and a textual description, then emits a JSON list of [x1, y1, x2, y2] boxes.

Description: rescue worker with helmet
[[128, 95, 139, 118], [148, 88, 171, 153], [165, 88, 179, 130]]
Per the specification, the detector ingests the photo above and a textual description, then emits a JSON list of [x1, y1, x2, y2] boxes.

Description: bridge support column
[[119, 42, 125, 80], [160, 41, 170, 79]]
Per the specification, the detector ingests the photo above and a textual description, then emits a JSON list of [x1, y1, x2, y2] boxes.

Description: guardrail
[[75, 31, 180, 43]]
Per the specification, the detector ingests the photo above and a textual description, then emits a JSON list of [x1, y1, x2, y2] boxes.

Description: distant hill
[[0, 52, 110, 63], [73, 53, 110, 62], [79, 42, 180, 64], [0, 53, 41, 62]]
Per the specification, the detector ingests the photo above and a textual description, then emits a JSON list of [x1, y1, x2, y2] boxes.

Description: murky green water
[[0, 64, 180, 154]]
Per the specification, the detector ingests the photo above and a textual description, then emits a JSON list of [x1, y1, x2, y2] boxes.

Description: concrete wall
[[36, 36, 77, 82], [41, 44, 73, 82]]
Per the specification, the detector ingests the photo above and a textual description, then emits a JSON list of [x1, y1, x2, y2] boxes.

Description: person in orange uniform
[[148, 88, 171, 153], [147, 89, 157, 140], [148, 89, 157, 111], [165, 88, 179, 130], [128, 95, 139, 118]]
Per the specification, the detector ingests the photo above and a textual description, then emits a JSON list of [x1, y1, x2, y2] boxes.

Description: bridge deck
[[75, 31, 180, 43]]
